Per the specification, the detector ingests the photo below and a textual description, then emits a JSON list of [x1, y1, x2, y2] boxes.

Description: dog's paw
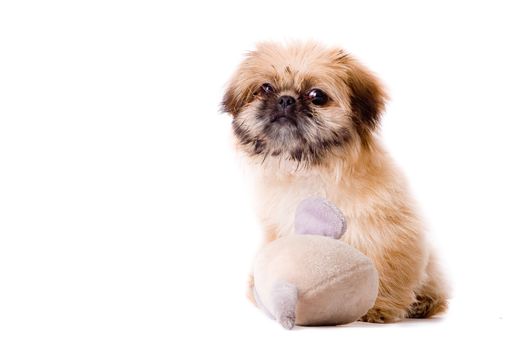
[[360, 307, 404, 323]]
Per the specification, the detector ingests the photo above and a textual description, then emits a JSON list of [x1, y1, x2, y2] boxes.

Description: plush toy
[[252, 197, 379, 329]]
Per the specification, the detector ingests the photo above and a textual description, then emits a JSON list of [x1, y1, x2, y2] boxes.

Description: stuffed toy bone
[[252, 197, 379, 329]]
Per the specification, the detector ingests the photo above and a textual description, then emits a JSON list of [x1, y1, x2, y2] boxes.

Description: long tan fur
[[223, 42, 448, 322]]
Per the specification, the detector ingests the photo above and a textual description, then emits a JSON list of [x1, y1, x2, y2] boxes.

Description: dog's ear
[[339, 52, 387, 134], [221, 82, 241, 117], [222, 74, 255, 117]]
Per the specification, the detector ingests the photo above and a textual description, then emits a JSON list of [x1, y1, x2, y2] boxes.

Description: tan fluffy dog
[[222, 42, 448, 323]]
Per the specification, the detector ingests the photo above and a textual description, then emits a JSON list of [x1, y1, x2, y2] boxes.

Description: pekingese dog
[[222, 41, 448, 323]]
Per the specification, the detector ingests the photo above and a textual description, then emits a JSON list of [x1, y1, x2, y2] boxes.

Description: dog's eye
[[261, 83, 275, 94], [307, 89, 328, 106]]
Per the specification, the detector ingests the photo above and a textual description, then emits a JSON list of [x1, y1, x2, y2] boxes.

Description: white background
[[1, 1, 524, 349]]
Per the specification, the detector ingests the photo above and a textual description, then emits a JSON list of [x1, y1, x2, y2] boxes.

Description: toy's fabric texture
[[295, 197, 347, 239], [252, 197, 379, 329]]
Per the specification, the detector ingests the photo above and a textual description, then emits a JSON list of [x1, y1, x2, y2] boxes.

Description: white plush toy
[[252, 198, 379, 329]]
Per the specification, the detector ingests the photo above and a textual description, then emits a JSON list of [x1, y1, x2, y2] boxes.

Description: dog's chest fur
[[252, 164, 388, 252]]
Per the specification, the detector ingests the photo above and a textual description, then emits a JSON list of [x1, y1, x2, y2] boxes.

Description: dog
[[222, 41, 448, 323]]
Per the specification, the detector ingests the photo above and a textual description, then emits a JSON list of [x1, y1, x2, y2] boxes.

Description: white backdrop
[[1, 1, 524, 349]]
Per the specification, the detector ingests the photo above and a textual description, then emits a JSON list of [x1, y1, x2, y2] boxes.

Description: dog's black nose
[[278, 95, 296, 110]]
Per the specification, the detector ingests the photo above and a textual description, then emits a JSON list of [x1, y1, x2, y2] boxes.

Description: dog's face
[[222, 42, 387, 166]]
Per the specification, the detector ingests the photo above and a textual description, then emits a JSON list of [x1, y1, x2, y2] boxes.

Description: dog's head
[[222, 42, 387, 166]]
